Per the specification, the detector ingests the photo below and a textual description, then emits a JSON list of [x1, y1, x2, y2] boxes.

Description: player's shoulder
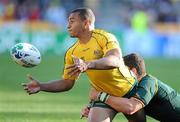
[[93, 29, 112, 35], [93, 29, 108, 34], [140, 74, 157, 85], [92, 29, 117, 40], [65, 41, 79, 56], [143, 74, 154, 80], [139, 75, 158, 94], [146, 74, 158, 81]]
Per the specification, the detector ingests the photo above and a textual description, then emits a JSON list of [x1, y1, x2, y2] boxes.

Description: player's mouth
[[68, 29, 72, 33], [68, 30, 74, 36]]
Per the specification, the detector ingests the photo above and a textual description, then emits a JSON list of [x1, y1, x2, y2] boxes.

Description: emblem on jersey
[[94, 50, 103, 59]]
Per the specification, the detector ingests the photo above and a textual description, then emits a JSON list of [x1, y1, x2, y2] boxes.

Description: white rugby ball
[[10, 43, 41, 68]]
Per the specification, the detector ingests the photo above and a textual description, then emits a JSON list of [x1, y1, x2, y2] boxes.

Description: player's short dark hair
[[70, 7, 95, 23], [123, 53, 146, 76]]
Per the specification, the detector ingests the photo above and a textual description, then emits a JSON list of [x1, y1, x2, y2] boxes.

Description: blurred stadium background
[[0, 0, 180, 122]]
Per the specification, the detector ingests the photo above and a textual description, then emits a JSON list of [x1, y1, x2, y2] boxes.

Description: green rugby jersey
[[134, 75, 180, 122]]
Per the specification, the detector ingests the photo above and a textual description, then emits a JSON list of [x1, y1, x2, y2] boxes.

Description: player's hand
[[22, 74, 40, 95], [89, 87, 99, 101], [66, 55, 88, 77], [80, 106, 90, 119]]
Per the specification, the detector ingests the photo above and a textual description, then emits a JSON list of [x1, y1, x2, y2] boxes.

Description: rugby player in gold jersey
[[22, 7, 145, 122]]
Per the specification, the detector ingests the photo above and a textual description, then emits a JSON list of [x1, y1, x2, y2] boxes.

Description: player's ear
[[131, 68, 138, 77], [84, 20, 91, 29]]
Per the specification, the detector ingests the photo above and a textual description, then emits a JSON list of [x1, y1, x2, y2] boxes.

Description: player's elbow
[[107, 56, 121, 68], [123, 97, 144, 115], [64, 82, 74, 91], [125, 107, 136, 115], [65, 84, 74, 91], [60, 79, 75, 92]]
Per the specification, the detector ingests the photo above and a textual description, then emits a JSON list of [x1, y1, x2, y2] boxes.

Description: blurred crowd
[[0, 0, 180, 57], [0, 0, 180, 29], [0, 0, 84, 29]]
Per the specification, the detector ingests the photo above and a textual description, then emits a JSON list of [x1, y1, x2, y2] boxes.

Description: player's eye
[[70, 20, 74, 23]]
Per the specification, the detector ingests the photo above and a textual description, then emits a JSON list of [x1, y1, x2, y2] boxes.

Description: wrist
[[98, 92, 109, 103], [87, 61, 96, 69], [39, 83, 43, 91]]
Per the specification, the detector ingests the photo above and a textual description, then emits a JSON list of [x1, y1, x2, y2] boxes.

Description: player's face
[[67, 12, 85, 38]]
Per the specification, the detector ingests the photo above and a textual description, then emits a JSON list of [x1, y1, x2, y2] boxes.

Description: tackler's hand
[[89, 87, 100, 101], [80, 105, 90, 119]]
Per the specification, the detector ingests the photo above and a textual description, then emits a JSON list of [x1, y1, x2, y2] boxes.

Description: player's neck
[[78, 29, 93, 44], [138, 73, 147, 82]]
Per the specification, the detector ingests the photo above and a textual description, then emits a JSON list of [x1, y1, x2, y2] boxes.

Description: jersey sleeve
[[132, 77, 158, 105], [62, 50, 78, 81], [99, 33, 120, 54]]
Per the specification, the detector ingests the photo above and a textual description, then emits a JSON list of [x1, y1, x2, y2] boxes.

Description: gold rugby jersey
[[63, 29, 136, 97]]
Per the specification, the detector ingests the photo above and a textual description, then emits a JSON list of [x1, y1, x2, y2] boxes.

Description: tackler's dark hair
[[123, 53, 146, 76]]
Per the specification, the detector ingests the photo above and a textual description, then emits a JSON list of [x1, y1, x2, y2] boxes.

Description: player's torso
[[69, 29, 135, 96]]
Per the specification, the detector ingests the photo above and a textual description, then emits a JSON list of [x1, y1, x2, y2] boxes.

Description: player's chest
[[73, 41, 104, 61]]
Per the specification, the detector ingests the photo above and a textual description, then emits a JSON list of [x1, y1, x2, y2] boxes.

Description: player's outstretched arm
[[89, 88, 145, 115], [22, 74, 75, 95]]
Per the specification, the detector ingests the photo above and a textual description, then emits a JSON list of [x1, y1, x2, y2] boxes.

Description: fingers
[[80, 107, 89, 119], [27, 74, 35, 81], [21, 74, 35, 87], [80, 115, 84, 119], [67, 67, 80, 76], [27, 88, 37, 95], [89, 88, 99, 101], [22, 84, 32, 95], [21, 83, 27, 87], [72, 55, 80, 63], [66, 64, 76, 69], [66, 63, 82, 77], [23, 86, 28, 90], [66, 55, 87, 78], [23, 86, 39, 95], [67, 70, 81, 79], [22, 75, 40, 95], [22, 83, 31, 94], [69, 70, 80, 78]]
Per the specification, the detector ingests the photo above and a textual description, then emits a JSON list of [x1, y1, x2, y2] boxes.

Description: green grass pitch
[[0, 54, 179, 122]]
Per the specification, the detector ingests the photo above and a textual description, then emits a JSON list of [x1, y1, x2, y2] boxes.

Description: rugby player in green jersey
[[82, 53, 180, 122]]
